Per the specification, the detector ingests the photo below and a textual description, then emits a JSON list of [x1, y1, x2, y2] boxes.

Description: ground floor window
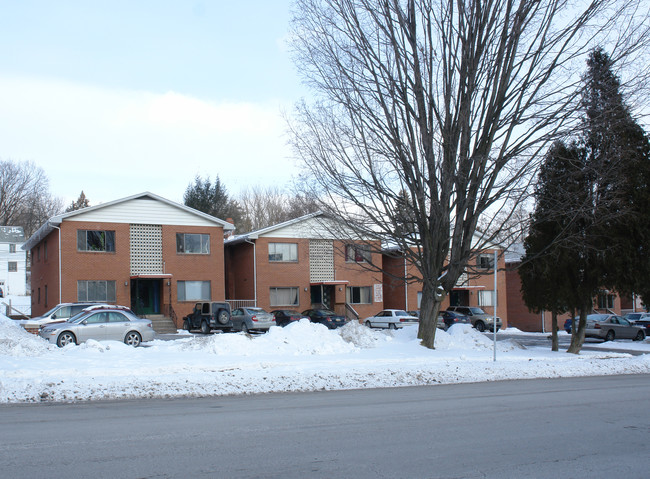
[[346, 286, 372, 304], [417, 291, 422, 308], [478, 290, 495, 307], [8, 261, 17, 272], [177, 280, 211, 301], [77, 280, 116, 302], [597, 293, 615, 309], [269, 287, 299, 306]]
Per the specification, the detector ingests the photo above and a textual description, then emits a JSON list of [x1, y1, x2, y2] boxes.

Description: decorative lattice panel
[[130, 224, 163, 275], [309, 240, 334, 282]]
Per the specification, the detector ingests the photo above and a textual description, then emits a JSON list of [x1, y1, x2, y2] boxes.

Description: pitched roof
[[23, 191, 234, 250], [0, 226, 25, 243], [225, 211, 324, 244]]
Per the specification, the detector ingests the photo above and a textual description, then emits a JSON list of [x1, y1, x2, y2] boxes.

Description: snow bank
[[0, 313, 648, 403]]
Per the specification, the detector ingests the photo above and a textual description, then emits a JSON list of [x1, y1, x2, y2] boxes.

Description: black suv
[[183, 302, 232, 334]]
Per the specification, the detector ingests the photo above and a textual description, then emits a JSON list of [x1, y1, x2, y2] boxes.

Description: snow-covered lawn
[[1, 313, 648, 403]]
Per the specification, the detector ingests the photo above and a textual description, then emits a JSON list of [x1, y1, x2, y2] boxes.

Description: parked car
[[446, 306, 502, 332], [363, 309, 418, 329], [21, 302, 107, 334], [0, 285, 3, 297], [271, 309, 309, 327], [585, 314, 645, 341], [231, 307, 275, 333], [438, 310, 472, 331], [302, 309, 347, 329], [39, 305, 154, 347], [624, 312, 650, 335], [183, 301, 232, 334]]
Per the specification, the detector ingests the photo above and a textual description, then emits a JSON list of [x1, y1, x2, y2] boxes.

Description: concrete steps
[[144, 315, 179, 334]]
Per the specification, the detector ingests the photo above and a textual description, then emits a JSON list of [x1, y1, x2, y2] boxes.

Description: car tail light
[[147, 322, 153, 328], [252, 315, 258, 322], [594, 323, 601, 329]]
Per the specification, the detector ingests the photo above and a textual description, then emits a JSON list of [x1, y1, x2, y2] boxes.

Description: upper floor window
[[269, 243, 298, 262], [476, 253, 495, 270], [346, 244, 371, 263], [8, 262, 17, 272], [77, 230, 115, 252], [176, 233, 210, 254], [9, 244, 16, 253]]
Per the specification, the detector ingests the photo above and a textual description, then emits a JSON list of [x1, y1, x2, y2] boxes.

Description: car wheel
[[475, 321, 486, 332], [605, 330, 615, 341], [56, 332, 76, 347], [365, 321, 372, 328], [634, 330, 645, 341], [201, 320, 210, 334], [183, 319, 191, 331], [388, 323, 397, 330], [217, 309, 230, 325], [241, 323, 249, 333], [124, 331, 142, 347]]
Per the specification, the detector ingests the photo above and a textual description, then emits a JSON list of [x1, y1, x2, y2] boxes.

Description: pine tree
[[183, 175, 242, 224], [65, 191, 90, 212]]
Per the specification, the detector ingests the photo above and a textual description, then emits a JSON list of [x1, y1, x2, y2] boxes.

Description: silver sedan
[[585, 314, 646, 342], [39, 306, 155, 347]]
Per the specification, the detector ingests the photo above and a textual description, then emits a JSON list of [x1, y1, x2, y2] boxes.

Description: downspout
[[404, 256, 409, 310], [244, 238, 257, 306], [51, 223, 62, 304]]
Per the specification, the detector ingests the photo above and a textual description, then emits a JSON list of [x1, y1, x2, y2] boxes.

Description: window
[[346, 286, 372, 304], [177, 281, 211, 301], [8, 262, 17, 272], [44, 285, 48, 308], [598, 293, 615, 309], [77, 230, 115, 252], [77, 280, 116, 302], [268, 243, 298, 262], [44, 240, 48, 260], [176, 233, 210, 254], [9, 244, 16, 253], [476, 254, 494, 270], [478, 290, 495, 307], [270, 287, 299, 306], [346, 244, 371, 263]]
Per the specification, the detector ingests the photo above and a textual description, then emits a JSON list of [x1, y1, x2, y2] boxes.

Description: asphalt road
[[496, 330, 650, 355], [1, 374, 649, 479]]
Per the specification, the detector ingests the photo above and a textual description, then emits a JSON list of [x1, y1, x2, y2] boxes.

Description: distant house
[[382, 237, 508, 326], [22, 192, 234, 327], [0, 226, 27, 296], [224, 212, 384, 320]]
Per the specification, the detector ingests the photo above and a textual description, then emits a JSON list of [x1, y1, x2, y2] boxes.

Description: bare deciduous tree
[[288, 0, 649, 348], [0, 159, 63, 237]]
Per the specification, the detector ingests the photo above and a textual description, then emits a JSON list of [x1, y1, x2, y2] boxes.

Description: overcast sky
[[0, 0, 305, 206]]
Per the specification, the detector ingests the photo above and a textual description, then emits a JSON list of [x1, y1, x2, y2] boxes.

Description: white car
[[363, 309, 418, 329], [21, 302, 106, 334]]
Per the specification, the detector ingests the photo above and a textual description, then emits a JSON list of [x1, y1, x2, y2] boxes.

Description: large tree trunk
[[551, 311, 559, 352], [417, 285, 441, 349], [567, 304, 590, 354]]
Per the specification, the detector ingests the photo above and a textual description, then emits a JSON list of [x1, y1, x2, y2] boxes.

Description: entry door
[[132, 279, 161, 315]]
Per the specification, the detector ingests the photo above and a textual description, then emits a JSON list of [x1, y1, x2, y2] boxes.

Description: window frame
[[478, 290, 495, 307], [77, 230, 116, 253], [345, 244, 371, 263], [176, 233, 211, 255], [269, 287, 300, 307], [77, 280, 117, 302], [7, 261, 17, 272], [476, 254, 495, 270], [177, 280, 212, 301], [346, 286, 372, 304], [268, 243, 298, 262]]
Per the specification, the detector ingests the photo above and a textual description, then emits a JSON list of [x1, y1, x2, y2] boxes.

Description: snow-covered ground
[[1, 312, 648, 403]]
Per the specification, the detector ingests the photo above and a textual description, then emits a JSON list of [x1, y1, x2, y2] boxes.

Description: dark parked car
[[183, 302, 232, 334], [302, 309, 347, 329], [271, 310, 309, 327], [438, 310, 472, 330], [625, 312, 650, 335]]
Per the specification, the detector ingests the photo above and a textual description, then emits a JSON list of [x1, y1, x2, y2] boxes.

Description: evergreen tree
[[65, 191, 90, 212], [183, 175, 242, 224]]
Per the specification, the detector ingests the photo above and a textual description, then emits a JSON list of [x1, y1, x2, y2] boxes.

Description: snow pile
[[0, 314, 54, 357], [0, 313, 649, 403]]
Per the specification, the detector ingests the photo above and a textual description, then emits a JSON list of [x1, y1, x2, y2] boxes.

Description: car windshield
[[246, 308, 267, 314], [320, 310, 336, 315], [67, 311, 90, 323], [284, 310, 300, 315], [394, 310, 409, 316], [626, 313, 642, 320], [470, 307, 485, 314], [42, 305, 63, 317]]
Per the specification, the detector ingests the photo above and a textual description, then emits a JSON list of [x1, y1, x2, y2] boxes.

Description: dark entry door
[[131, 279, 161, 315], [449, 290, 470, 307]]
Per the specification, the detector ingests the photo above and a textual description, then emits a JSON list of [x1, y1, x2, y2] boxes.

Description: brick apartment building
[[23, 192, 233, 326], [224, 213, 384, 320], [382, 240, 509, 327]]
